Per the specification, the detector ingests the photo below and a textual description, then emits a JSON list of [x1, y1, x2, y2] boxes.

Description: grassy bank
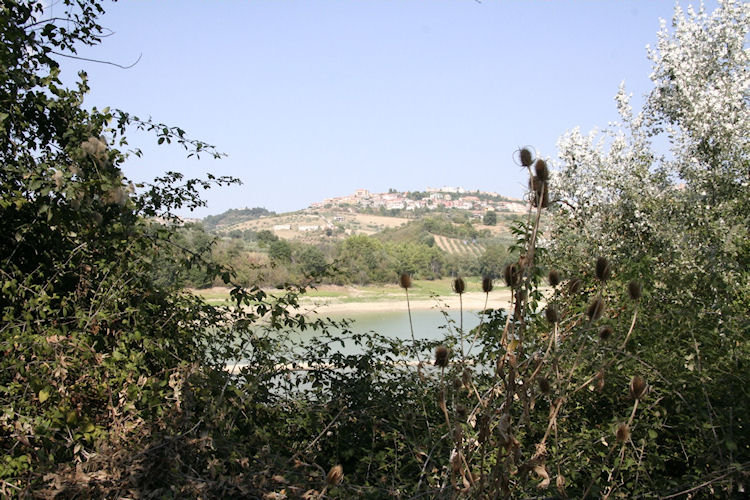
[[192, 277, 503, 306]]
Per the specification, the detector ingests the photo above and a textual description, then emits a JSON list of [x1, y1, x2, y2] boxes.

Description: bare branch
[[49, 50, 142, 69]]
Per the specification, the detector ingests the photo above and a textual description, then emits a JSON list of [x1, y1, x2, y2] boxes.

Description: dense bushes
[[2, 0, 748, 498]]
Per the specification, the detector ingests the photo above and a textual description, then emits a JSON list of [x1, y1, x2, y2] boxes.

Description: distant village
[[309, 186, 527, 216]]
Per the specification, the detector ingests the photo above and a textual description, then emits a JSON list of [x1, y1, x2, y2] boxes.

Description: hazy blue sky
[[56, 0, 709, 217]]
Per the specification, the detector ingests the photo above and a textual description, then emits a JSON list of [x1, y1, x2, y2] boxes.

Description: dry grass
[[219, 211, 410, 240]]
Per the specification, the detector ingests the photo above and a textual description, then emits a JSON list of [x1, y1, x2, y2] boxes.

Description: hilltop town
[[309, 186, 527, 216]]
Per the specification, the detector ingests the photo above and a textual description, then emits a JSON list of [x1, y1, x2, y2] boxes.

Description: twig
[[303, 406, 345, 454], [49, 50, 142, 69], [620, 307, 639, 349]]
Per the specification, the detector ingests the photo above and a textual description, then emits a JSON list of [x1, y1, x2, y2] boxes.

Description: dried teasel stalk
[[452, 377, 463, 391], [567, 277, 583, 295], [548, 269, 561, 287], [529, 176, 549, 208], [545, 305, 559, 324], [399, 272, 412, 289], [434, 345, 450, 368], [326, 465, 344, 485], [534, 159, 549, 182], [538, 377, 551, 394], [628, 280, 642, 301], [595, 370, 605, 392], [587, 297, 606, 321], [629, 375, 648, 400], [520, 147, 534, 167], [556, 473, 566, 497], [616, 423, 631, 443], [453, 277, 466, 294], [503, 263, 521, 287], [595, 257, 611, 281]]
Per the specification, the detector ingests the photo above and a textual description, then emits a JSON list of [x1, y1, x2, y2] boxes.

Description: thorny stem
[[620, 306, 639, 349], [466, 291, 490, 357], [459, 292, 465, 360], [600, 399, 641, 499], [404, 287, 422, 366]]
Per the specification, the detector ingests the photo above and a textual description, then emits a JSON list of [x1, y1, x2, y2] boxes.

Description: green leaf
[[38, 389, 50, 403]]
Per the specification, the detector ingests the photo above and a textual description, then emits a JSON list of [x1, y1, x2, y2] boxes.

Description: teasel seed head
[[482, 276, 493, 293], [545, 305, 559, 324], [456, 404, 468, 420], [452, 377, 463, 391], [587, 297, 606, 321], [496, 357, 505, 378], [520, 147, 534, 167], [503, 263, 520, 287], [628, 280, 642, 301], [599, 325, 613, 341], [529, 177, 550, 208], [616, 423, 631, 443], [529, 175, 540, 193], [596, 370, 605, 392], [567, 277, 583, 295], [450, 450, 461, 472], [399, 272, 412, 289], [538, 377, 551, 394], [434, 345, 450, 368], [548, 269, 561, 287], [453, 422, 463, 443], [539, 188, 550, 208], [556, 474, 566, 496], [534, 159, 549, 182], [462, 368, 472, 388], [453, 277, 465, 294], [595, 257, 611, 281], [326, 464, 344, 485], [629, 375, 648, 400]]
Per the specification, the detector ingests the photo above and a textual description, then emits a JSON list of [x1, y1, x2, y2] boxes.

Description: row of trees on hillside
[[158, 224, 513, 287]]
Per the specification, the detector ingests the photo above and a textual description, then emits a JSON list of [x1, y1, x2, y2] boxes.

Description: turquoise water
[[291, 309, 485, 355], [224, 309, 489, 369]]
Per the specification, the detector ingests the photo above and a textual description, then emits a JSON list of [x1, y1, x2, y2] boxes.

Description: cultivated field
[[433, 234, 485, 256], [218, 211, 411, 241]]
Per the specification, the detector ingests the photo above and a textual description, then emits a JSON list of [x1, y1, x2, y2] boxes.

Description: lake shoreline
[[191, 284, 513, 316], [296, 291, 512, 316]]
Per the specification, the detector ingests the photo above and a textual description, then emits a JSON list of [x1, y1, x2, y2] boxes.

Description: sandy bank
[[297, 291, 512, 316]]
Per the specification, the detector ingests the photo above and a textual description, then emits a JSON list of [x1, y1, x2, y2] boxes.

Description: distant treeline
[[156, 217, 514, 288], [201, 207, 275, 231]]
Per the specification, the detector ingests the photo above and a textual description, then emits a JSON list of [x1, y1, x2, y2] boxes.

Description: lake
[[291, 308, 485, 356]]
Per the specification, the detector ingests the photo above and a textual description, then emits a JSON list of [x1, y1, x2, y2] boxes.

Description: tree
[[549, 1, 749, 493], [477, 243, 509, 278], [0, 1, 313, 494], [483, 209, 497, 226], [268, 239, 292, 262], [256, 228, 279, 245], [294, 244, 328, 277], [336, 235, 391, 284]]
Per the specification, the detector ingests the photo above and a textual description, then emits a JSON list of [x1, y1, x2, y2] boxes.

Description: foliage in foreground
[[1, 0, 749, 498]]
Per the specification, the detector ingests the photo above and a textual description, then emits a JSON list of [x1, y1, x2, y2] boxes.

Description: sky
[[53, 0, 712, 217]]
